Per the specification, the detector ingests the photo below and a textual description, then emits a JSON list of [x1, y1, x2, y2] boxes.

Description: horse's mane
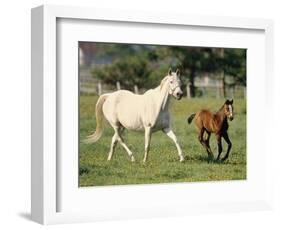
[[159, 75, 170, 110], [160, 76, 169, 90]]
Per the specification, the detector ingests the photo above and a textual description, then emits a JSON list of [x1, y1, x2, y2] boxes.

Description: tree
[[223, 49, 246, 86], [91, 44, 172, 89], [153, 46, 219, 97], [89, 43, 246, 97], [156, 47, 246, 97], [92, 54, 152, 89]]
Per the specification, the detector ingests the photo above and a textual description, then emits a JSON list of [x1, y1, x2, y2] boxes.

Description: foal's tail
[[187, 113, 196, 124], [84, 94, 109, 144]]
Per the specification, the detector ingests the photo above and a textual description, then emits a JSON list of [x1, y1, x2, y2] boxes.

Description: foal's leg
[[163, 128, 184, 162], [205, 131, 214, 160], [221, 132, 232, 162], [198, 128, 205, 147], [113, 126, 135, 162], [216, 134, 223, 161], [143, 127, 152, 163], [198, 129, 213, 161]]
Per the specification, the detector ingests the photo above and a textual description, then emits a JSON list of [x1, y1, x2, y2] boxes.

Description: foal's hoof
[[131, 156, 135, 162], [179, 156, 185, 162]]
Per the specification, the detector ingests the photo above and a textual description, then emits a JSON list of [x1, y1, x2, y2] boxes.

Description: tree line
[[85, 43, 246, 97]]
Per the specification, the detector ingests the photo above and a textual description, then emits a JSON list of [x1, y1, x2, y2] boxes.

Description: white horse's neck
[[158, 82, 170, 110], [149, 81, 170, 126]]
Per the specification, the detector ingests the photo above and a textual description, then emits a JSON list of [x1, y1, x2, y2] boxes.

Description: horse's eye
[[170, 80, 173, 83]]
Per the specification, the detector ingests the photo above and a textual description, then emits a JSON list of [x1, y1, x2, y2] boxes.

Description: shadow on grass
[[191, 154, 232, 164]]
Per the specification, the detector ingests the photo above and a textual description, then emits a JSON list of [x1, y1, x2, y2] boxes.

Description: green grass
[[79, 95, 246, 187]]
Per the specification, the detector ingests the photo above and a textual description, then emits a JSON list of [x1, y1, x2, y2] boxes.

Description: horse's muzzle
[[176, 92, 183, 100]]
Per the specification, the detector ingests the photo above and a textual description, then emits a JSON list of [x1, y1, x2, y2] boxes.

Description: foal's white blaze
[[228, 105, 233, 117]]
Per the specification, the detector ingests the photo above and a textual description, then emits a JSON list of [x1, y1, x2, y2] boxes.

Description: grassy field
[[79, 95, 246, 187]]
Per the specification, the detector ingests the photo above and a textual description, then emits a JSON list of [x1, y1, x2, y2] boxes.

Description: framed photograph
[[31, 5, 274, 225]]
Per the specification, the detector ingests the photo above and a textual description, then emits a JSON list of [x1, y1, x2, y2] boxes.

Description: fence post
[[216, 81, 220, 99], [202, 87, 206, 97], [216, 81, 220, 98], [231, 86, 235, 99], [134, 85, 139, 94], [116, 81, 121, 90], [186, 83, 191, 99], [98, 81, 102, 95]]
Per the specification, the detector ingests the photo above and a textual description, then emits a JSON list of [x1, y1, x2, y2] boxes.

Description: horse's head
[[224, 99, 234, 121], [165, 68, 184, 100]]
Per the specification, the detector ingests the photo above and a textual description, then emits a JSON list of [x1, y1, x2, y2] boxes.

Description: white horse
[[85, 68, 185, 162]]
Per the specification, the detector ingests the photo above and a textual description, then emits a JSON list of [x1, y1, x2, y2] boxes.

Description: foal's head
[[165, 68, 183, 100], [223, 99, 234, 121]]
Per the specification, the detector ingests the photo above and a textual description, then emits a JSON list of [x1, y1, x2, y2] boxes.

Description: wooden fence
[[80, 80, 246, 99]]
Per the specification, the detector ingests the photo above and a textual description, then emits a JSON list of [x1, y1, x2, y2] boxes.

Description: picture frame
[[31, 5, 274, 225]]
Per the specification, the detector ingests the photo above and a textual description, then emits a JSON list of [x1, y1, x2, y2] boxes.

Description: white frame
[[31, 5, 274, 225]]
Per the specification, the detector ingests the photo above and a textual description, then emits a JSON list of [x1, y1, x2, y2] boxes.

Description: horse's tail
[[187, 113, 196, 124], [84, 94, 109, 144]]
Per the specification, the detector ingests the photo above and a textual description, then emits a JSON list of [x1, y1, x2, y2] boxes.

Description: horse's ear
[[225, 99, 233, 104], [176, 69, 180, 77], [168, 68, 172, 76]]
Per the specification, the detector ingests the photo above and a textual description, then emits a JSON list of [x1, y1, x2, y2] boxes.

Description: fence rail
[[80, 81, 246, 99]]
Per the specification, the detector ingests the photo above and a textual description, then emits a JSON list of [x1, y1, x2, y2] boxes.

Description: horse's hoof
[[221, 158, 228, 163], [207, 158, 214, 163], [179, 156, 185, 162], [131, 156, 135, 162]]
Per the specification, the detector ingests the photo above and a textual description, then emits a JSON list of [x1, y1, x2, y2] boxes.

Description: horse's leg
[[216, 134, 223, 161], [205, 131, 214, 160], [198, 129, 213, 160], [114, 126, 135, 162], [198, 128, 205, 147], [107, 132, 118, 161], [143, 127, 152, 163], [221, 132, 232, 162], [163, 128, 184, 162]]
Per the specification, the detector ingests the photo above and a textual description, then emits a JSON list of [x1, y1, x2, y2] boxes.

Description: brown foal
[[187, 99, 234, 162]]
